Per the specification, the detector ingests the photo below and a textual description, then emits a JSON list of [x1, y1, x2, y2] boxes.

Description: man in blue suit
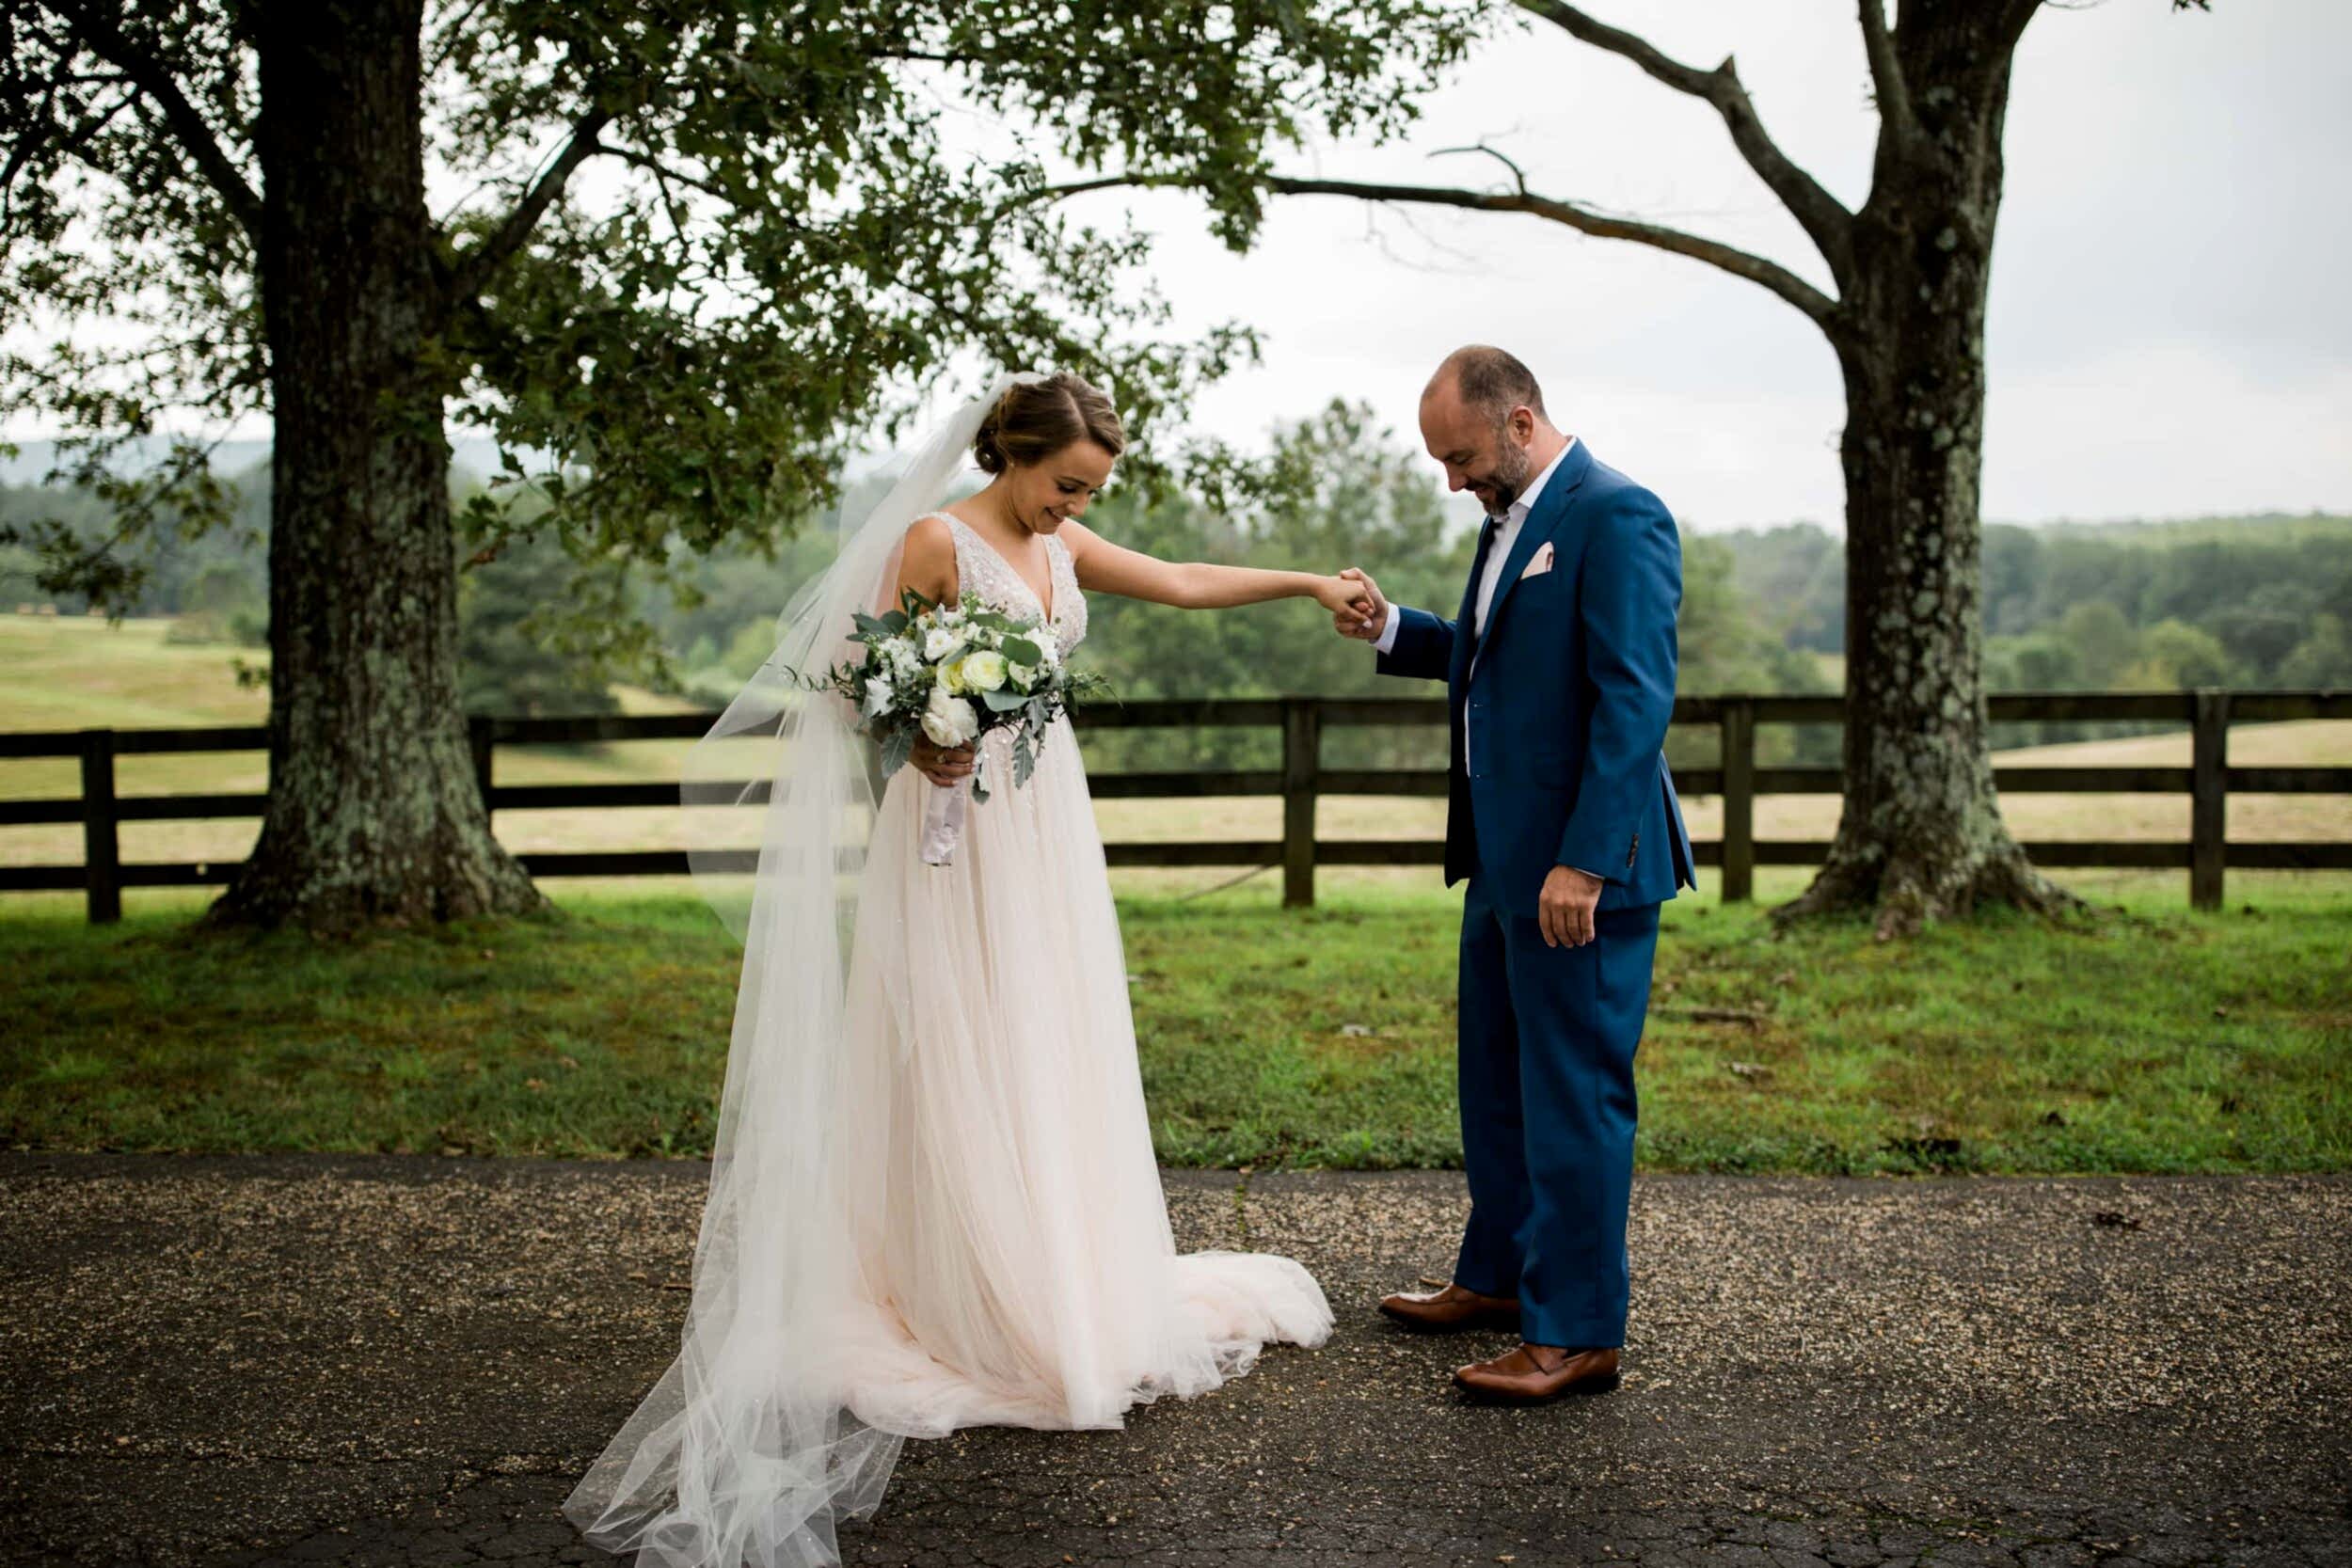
[[1335, 345, 1694, 1403]]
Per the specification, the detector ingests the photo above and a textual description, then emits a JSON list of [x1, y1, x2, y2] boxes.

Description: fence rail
[[2, 690, 2346, 921]]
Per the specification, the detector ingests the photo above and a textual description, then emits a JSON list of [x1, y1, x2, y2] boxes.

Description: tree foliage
[[0, 0, 1475, 670]]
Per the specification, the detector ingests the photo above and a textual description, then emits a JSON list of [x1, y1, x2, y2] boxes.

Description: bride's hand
[[1323, 568, 1388, 640], [910, 735, 977, 788], [1310, 573, 1370, 617]]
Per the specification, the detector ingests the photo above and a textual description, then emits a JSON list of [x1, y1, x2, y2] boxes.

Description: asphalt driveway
[[3, 1154, 2344, 1568]]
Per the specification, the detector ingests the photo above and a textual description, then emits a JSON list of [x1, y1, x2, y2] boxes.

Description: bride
[[563, 371, 1368, 1568]]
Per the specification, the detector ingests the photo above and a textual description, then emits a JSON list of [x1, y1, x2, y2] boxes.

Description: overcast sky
[[1081, 0, 2352, 531]]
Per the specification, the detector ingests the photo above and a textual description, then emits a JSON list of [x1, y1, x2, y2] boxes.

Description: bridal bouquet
[[799, 588, 1107, 863]]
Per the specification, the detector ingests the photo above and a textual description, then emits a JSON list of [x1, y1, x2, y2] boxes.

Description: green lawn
[[5, 612, 2344, 1172], [3, 879, 2344, 1174]]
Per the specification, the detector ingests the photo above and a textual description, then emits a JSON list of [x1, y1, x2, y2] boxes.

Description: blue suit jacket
[[1377, 440, 1696, 918]]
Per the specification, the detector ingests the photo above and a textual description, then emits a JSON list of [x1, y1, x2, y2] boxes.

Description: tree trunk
[[1777, 5, 2076, 937], [204, 0, 546, 932]]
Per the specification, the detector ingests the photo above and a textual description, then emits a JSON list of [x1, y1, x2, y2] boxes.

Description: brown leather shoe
[[1451, 1341, 1621, 1403], [1376, 1281, 1521, 1333]]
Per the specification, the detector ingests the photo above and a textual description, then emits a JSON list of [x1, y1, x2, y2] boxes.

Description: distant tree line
[[8, 413, 2344, 767], [1, 466, 617, 717], [1712, 515, 2352, 745]]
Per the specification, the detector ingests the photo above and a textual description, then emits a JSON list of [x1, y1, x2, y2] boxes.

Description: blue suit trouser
[[1451, 873, 1662, 1350]]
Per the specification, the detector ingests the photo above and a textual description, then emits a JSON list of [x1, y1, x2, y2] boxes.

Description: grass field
[[2, 878, 2344, 1174], [2, 613, 2345, 1176]]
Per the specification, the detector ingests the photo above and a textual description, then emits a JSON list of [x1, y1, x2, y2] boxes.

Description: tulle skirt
[[564, 713, 1331, 1568], [834, 714, 1333, 1434]]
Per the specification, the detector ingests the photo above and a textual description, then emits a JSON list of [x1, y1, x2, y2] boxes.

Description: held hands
[[1307, 573, 1369, 620], [1539, 864, 1604, 948], [1332, 566, 1388, 641], [910, 735, 976, 788]]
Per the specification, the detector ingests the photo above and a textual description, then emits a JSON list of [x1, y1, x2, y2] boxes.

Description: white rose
[[959, 650, 1009, 692], [920, 685, 980, 747], [862, 675, 895, 717], [923, 626, 961, 662], [1007, 662, 1036, 692]]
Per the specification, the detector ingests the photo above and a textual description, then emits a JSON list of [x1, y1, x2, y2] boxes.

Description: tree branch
[[1512, 0, 1852, 281], [1031, 167, 1839, 327], [1432, 142, 1532, 198], [1019, 174, 1133, 207], [45, 0, 262, 245], [449, 103, 612, 301], [1265, 174, 1839, 328], [865, 49, 979, 67], [1856, 0, 1917, 143], [0, 55, 73, 200], [441, 20, 702, 310], [590, 140, 730, 204]]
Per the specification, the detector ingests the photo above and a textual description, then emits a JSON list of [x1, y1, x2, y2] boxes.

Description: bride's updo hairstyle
[[974, 371, 1124, 474]]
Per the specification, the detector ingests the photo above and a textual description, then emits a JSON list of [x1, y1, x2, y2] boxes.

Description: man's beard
[[1481, 442, 1535, 515]]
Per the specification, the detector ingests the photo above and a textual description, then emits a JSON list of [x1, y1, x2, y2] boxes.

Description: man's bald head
[[1418, 345, 1565, 516], [1425, 345, 1549, 431]]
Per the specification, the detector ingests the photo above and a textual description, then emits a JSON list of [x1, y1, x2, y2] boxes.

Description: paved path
[[2, 1154, 2345, 1568]]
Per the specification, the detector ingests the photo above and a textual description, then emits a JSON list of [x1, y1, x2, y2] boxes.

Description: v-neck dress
[[821, 510, 1332, 1438]]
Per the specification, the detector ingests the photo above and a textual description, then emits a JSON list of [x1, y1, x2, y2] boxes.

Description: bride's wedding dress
[[563, 379, 1331, 1568], [830, 514, 1333, 1435]]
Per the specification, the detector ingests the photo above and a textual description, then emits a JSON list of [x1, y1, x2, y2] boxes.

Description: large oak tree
[[0, 0, 1467, 931], [1087, 0, 2208, 936]]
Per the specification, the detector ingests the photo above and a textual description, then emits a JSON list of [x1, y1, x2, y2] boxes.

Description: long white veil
[[562, 371, 1047, 1568]]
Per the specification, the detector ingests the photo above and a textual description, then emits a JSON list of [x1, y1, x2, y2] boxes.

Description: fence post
[[1721, 698, 1756, 904], [1281, 697, 1320, 910], [2189, 689, 2230, 911], [79, 728, 120, 925], [469, 715, 496, 820]]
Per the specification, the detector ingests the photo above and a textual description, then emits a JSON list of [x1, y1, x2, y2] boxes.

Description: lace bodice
[[929, 512, 1087, 657]]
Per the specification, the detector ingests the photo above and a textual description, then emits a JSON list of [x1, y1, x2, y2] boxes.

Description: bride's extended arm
[[1061, 520, 1361, 615]]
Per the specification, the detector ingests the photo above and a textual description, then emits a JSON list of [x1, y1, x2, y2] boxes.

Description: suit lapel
[[1449, 513, 1497, 689], [1481, 439, 1592, 639]]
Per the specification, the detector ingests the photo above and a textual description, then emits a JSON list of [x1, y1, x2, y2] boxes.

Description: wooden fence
[[1, 690, 2346, 922]]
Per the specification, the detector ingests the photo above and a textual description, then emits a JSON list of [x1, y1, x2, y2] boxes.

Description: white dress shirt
[[1369, 436, 1595, 878]]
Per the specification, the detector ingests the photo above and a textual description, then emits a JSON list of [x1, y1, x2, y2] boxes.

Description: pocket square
[[1520, 542, 1554, 579]]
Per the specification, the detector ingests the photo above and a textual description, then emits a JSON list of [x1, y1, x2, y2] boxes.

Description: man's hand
[[1334, 566, 1389, 641], [910, 735, 976, 788], [1538, 864, 1604, 948]]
